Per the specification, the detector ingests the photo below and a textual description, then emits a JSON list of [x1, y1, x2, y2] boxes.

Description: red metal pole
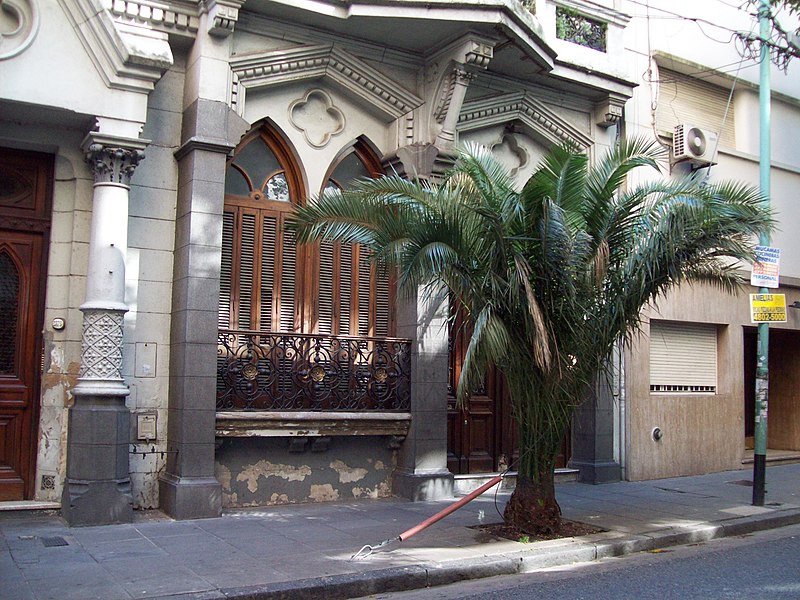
[[398, 475, 503, 541]]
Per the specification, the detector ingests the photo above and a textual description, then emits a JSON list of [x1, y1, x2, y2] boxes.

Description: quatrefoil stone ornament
[[288, 89, 345, 149]]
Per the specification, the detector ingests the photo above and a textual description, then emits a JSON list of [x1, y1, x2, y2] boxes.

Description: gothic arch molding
[[229, 44, 423, 123]]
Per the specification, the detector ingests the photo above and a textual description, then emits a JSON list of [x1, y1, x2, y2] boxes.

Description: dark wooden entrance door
[[446, 305, 571, 475], [446, 304, 515, 475], [0, 148, 52, 500]]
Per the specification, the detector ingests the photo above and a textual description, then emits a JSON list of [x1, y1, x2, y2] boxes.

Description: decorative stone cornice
[[458, 91, 594, 150], [174, 135, 236, 160], [203, 0, 243, 36], [229, 44, 423, 122], [82, 133, 149, 186], [58, 0, 174, 93], [102, 0, 199, 38]]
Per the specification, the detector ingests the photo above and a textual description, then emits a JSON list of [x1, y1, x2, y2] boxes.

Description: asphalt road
[[368, 523, 800, 600]]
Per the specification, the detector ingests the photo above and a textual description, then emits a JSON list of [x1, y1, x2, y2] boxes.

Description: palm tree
[[291, 139, 771, 534]]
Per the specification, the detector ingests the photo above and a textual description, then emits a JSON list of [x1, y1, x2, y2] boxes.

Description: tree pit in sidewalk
[[472, 520, 603, 543]]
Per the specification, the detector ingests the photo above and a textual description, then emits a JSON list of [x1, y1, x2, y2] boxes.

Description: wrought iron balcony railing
[[217, 329, 412, 412]]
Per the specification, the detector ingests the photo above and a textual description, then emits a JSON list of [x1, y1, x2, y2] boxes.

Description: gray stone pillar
[[157, 100, 236, 519], [570, 374, 621, 484], [62, 134, 146, 526], [393, 289, 454, 500]]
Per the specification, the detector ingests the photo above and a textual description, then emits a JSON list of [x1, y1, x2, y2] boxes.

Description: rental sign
[[750, 293, 787, 323]]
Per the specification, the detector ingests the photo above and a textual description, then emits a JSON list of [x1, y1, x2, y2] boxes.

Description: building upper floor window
[[220, 128, 394, 338]]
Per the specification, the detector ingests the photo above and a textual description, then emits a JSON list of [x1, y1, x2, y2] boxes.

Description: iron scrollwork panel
[[217, 330, 411, 411]]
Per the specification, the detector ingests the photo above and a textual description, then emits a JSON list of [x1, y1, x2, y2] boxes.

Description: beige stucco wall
[[625, 283, 800, 481]]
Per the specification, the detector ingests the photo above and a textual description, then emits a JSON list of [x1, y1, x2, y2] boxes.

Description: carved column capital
[[82, 133, 148, 187]]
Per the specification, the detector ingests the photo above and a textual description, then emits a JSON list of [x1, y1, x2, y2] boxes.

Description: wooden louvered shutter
[[357, 246, 371, 336], [220, 127, 304, 337], [260, 214, 277, 332], [219, 211, 235, 329], [238, 212, 257, 330], [375, 266, 390, 337], [649, 320, 717, 393], [317, 240, 335, 334], [278, 219, 297, 332], [339, 244, 353, 335], [656, 67, 735, 148]]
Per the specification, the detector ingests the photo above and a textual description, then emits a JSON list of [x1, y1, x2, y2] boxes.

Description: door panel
[[446, 303, 571, 475], [0, 228, 46, 500], [0, 148, 51, 500]]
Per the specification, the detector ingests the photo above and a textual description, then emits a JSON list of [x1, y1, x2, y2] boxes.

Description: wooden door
[[446, 304, 509, 474], [0, 148, 52, 500], [446, 304, 571, 475]]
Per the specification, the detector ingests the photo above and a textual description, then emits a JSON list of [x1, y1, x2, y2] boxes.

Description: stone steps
[[453, 468, 580, 496]]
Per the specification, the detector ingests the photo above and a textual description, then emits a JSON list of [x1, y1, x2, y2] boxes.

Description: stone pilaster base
[[393, 469, 454, 501], [62, 395, 133, 526], [61, 478, 133, 526], [158, 473, 222, 520], [569, 459, 621, 484]]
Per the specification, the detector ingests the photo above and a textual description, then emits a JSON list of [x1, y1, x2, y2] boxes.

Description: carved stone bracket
[[464, 39, 494, 69], [204, 0, 244, 37], [594, 94, 626, 128], [435, 66, 477, 147]]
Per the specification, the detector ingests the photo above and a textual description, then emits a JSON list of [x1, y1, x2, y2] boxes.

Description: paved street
[[371, 523, 800, 600]]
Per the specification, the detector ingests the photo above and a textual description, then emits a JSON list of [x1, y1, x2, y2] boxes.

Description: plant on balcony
[[291, 139, 770, 534], [556, 6, 607, 52]]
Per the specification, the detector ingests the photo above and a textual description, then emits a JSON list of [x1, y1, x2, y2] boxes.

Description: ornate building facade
[[1, 0, 797, 524]]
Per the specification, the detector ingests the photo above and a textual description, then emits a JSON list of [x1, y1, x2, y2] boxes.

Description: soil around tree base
[[472, 520, 604, 543]]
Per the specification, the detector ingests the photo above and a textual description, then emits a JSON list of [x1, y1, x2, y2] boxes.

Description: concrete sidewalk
[[2, 463, 799, 600]]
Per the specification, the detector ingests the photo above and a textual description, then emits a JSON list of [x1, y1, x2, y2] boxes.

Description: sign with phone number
[[750, 293, 787, 323]]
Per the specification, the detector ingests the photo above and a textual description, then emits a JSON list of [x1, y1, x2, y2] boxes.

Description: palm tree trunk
[[502, 377, 567, 535], [503, 421, 563, 535]]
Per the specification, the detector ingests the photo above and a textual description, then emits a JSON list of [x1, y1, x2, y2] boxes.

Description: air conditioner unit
[[673, 124, 718, 167]]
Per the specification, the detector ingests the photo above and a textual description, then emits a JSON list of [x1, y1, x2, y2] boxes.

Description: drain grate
[[41, 536, 69, 547]]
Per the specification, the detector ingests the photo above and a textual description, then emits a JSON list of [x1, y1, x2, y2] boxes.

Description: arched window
[[220, 128, 304, 333], [314, 141, 394, 338]]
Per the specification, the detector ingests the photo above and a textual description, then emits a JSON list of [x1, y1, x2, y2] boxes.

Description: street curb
[[175, 508, 800, 600]]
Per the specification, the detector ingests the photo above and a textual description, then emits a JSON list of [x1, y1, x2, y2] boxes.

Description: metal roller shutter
[[656, 68, 736, 149], [649, 320, 717, 393]]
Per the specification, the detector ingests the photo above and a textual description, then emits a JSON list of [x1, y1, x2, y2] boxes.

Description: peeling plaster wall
[[215, 437, 396, 507], [6, 123, 92, 504]]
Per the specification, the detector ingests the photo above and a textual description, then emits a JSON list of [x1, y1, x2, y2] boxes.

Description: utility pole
[[753, 0, 771, 507]]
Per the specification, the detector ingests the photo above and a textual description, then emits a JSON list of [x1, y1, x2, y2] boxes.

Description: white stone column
[[62, 134, 146, 526]]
